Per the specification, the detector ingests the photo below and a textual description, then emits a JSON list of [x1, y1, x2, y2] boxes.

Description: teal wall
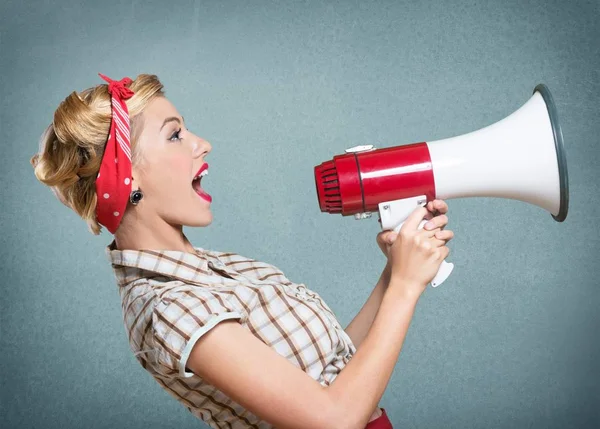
[[2, 0, 598, 427]]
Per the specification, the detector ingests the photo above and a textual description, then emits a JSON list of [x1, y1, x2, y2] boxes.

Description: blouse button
[[291, 284, 318, 302]]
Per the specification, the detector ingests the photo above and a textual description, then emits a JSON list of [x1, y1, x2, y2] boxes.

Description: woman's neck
[[113, 212, 196, 253]]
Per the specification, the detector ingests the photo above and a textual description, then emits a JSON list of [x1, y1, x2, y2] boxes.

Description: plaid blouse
[[106, 240, 357, 428]]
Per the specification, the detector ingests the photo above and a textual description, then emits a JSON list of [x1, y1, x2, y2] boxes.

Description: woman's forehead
[[144, 97, 181, 126]]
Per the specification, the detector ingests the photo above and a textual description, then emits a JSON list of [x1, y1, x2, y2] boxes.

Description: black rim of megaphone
[[534, 84, 569, 222]]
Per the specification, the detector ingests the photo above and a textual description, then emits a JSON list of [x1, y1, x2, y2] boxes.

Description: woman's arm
[[345, 199, 449, 349], [186, 279, 420, 429], [344, 263, 391, 349], [186, 205, 450, 428]]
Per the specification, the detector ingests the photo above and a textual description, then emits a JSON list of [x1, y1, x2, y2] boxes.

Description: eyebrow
[[160, 116, 185, 131]]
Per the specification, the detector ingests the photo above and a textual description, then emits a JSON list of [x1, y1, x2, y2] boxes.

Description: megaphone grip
[[431, 260, 454, 287], [392, 219, 454, 288]]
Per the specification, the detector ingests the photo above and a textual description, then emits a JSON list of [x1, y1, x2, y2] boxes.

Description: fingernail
[[425, 221, 434, 230]]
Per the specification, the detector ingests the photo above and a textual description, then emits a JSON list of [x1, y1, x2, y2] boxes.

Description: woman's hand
[[386, 202, 453, 298], [376, 199, 452, 261]]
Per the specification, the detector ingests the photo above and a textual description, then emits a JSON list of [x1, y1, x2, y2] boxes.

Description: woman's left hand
[[376, 199, 450, 260]]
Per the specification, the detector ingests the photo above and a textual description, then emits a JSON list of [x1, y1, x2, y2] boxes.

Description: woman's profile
[[30, 73, 454, 429]]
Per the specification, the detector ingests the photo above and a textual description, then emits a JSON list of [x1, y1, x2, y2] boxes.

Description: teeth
[[193, 169, 208, 180]]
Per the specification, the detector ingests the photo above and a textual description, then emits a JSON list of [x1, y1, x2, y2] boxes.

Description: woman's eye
[[169, 129, 181, 141], [169, 129, 182, 142]]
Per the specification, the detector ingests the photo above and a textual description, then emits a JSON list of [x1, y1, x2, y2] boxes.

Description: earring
[[129, 188, 144, 205]]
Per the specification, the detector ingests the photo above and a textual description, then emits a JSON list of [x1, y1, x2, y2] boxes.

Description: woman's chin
[[188, 212, 213, 227]]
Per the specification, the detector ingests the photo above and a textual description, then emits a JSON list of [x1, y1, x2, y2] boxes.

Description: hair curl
[[31, 74, 164, 235]]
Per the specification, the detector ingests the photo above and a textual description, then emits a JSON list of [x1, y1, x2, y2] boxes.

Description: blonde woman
[[31, 73, 453, 429]]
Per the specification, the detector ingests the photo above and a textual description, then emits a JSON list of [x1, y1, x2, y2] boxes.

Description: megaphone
[[314, 84, 569, 287]]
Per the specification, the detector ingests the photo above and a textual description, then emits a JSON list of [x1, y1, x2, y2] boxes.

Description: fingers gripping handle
[[393, 220, 454, 288], [378, 196, 453, 288]]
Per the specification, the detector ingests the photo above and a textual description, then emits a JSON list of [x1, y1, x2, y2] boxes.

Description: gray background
[[1, 0, 598, 428]]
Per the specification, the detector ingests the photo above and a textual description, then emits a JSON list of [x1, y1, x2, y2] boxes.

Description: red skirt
[[365, 408, 393, 429]]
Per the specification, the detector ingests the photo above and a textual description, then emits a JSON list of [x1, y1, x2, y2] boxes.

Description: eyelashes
[[169, 128, 182, 142], [168, 126, 193, 143]]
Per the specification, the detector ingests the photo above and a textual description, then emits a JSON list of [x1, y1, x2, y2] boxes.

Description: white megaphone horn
[[314, 84, 569, 287]]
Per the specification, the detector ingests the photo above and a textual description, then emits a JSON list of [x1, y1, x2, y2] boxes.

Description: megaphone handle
[[392, 220, 454, 288], [431, 259, 454, 288]]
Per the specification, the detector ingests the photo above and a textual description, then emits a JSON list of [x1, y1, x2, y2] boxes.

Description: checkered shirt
[[106, 240, 357, 428]]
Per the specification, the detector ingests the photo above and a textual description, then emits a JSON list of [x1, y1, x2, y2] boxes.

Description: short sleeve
[[152, 286, 242, 378]]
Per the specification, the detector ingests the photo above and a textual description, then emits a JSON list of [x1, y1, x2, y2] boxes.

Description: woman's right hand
[[387, 205, 452, 298]]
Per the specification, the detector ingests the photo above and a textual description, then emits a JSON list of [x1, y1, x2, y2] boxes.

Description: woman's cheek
[[168, 156, 192, 185]]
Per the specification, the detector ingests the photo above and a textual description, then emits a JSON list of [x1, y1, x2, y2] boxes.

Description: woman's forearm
[[326, 279, 421, 428], [344, 263, 391, 349]]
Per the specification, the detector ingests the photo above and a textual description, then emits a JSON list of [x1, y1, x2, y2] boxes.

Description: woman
[[31, 73, 453, 429]]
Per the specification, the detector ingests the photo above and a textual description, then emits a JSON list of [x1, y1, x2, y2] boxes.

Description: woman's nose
[[192, 135, 211, 157], [200, 137, 212, 153]]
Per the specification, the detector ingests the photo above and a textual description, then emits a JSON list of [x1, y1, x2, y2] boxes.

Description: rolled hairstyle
[[31, 74, 164, 235]]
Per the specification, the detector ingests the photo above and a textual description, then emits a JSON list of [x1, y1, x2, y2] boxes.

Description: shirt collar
[[105, 239, 217, 287]]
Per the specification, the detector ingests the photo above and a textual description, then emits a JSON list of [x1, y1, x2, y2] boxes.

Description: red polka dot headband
[[95, 73, 135, 234]]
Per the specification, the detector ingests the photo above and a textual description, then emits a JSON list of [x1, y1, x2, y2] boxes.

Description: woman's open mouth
[[192, 164, 212, 203]]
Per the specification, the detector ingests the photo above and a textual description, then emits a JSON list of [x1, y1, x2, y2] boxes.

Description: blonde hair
[[31, 74, 164, 235]]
